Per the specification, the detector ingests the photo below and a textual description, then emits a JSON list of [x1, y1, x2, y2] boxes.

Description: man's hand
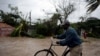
[[56, 41, 60, 44]]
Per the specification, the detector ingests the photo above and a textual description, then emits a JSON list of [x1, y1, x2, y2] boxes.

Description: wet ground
[[0, 37, 100, 56]]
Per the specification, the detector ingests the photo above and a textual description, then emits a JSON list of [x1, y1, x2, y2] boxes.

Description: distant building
[[28, 25, 34, 35], [0, 22, 14, 37]]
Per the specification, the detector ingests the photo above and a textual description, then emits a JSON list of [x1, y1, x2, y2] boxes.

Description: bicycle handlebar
[[50, 37, 60, 46]]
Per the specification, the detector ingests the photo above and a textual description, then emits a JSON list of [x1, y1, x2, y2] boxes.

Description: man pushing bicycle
[[54, 20, 82, 56]]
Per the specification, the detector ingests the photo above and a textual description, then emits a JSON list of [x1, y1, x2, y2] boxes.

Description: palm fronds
[[86, 0, 100, 13]]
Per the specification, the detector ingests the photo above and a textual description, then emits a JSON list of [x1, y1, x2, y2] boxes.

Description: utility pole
[[29, 11, 31, 26]]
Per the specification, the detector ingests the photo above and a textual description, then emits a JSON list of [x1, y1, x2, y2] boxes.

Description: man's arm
[[57, 32, 73, 46], [57, 31, 67, 39]]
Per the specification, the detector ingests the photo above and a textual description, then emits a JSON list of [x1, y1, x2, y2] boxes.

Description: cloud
[[0, 0, 100, 23]]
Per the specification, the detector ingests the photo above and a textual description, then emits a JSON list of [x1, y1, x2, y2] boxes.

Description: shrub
[[87, 32, 100, 38]]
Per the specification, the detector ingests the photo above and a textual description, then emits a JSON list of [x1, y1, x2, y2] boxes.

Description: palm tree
[[86, 0, 100, 13]]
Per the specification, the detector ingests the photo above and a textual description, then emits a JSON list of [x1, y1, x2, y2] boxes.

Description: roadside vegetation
[[0, 0, 100, 38]]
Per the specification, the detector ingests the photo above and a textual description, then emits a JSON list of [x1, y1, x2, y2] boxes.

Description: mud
[[0, 37, 100, 56]]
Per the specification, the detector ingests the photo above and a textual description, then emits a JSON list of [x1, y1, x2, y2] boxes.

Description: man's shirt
[[57, 27, 82, 48]]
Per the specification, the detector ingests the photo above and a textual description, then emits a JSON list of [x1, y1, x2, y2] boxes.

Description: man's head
[[61, 20, 70, 30]]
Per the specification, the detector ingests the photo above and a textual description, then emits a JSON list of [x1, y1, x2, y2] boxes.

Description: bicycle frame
[[47, 39, 70, 56]]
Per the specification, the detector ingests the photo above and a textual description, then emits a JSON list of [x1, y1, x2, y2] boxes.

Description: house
[[0, 22, 14, 37]]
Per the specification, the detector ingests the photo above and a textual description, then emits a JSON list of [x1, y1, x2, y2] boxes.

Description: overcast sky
[[0, 0, 100, 23]]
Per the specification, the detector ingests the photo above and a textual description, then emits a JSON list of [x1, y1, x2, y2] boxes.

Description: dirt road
[[0, 37, 100, 56]]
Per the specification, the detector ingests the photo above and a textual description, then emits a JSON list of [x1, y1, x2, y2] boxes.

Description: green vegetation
[[0, 0, 100, 38], [0, 4, 29, 37], [75, 17, 100, 38]]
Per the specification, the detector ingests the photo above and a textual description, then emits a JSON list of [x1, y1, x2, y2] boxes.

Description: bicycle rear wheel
[[34, 49, 54, 56]]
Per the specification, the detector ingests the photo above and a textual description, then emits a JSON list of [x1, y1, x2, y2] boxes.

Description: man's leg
[[70, 45, 82, 56]]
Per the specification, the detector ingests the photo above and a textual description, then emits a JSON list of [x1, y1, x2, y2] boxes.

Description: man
[[54, 21, 82, 56]]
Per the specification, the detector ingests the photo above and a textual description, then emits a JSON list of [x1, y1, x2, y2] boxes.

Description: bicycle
[[34, 37, 82, 56]]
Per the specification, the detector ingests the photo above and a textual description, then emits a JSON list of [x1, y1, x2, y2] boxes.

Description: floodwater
[[0, 37, 100, 56]]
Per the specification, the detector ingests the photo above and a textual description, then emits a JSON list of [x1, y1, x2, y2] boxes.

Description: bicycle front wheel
[[34, 49, 54, 56]]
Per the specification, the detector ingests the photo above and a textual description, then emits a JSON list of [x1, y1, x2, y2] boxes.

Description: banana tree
[[11, 19, 28, 37]]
